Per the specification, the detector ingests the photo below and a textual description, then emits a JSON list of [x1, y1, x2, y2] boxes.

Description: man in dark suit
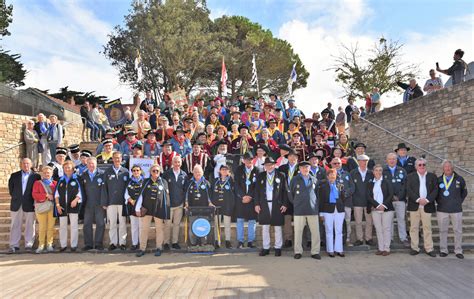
[[80, 156, 106, 251], [406, 158, 438, 257], [254, 157, 289, 257], [101, 151, 129, 251], [8, 158, 41, 253], [346, 142, 375, 172]]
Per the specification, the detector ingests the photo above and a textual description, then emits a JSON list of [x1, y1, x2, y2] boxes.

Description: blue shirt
[[388, 166, 396, 176], [329, 182, 339, 204]]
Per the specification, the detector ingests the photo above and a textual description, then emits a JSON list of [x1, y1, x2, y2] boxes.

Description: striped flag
[[134, 49, 143, 82], [287, 63, 297, 95], [221, 56, 228, 96], [251, 54, 259, 95]]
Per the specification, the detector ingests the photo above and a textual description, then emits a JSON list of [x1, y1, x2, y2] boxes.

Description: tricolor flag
[[287, 63, 297, 95], [221, 56, 228, 96], [134, 49, 143, 82], [251, 54, 259, 95]]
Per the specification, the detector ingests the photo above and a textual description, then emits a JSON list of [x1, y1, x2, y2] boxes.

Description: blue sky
[[3, 0, 473, 112]]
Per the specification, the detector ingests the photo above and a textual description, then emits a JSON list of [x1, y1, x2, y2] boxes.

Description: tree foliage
[[0, 0, 12, 37], [103, 0, 308, 100], [330, 38, 418, 99], [46, 86, 107, 105]]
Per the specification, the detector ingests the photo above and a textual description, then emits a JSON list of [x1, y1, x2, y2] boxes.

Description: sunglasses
[[132, 169, 141, 172], [332, 162, 341, 165], [418, 164, 426, 167], [151, 169, 160, 173]]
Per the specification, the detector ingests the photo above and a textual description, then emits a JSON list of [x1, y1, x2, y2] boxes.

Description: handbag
[[35, 181, 53, 214], [37, 142, 44, 154]]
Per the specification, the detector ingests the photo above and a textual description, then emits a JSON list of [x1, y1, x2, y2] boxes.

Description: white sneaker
[[47, 245, 55, 252], [35, 246, 44, 254]]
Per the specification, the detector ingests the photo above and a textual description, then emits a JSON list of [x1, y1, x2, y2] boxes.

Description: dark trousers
[[83, 205, 106, 247]]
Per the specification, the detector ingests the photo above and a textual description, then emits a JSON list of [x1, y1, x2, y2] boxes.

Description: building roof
[[28, 88, 81, 114]]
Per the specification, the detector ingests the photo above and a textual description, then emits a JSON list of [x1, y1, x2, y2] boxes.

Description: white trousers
[[262, 225, 283, 250], [130, 215, 140, 246], [322, 211, 345, 253], [392, 201, 407, 241], [59, 214, 79, 248], [9, 208, 36, 248], [107, 205, 127, 245], [372, 211, 394, 252]]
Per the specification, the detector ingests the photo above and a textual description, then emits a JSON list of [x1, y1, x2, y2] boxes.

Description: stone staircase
[[1, 187, 474, 252], [79, 141, 100, 155]]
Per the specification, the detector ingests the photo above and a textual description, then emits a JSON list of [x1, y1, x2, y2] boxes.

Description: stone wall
[[0, 111, 83, 188], [350, 79, 474, 201]]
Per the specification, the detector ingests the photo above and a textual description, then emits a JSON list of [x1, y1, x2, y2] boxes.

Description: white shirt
[[112, 166, 121, 177], [358, 167, 367, 181], [173, 169, 181, 181], [21, 171, 31, 195], [417, 172, 428, 208], [373, 178, 384, 207]]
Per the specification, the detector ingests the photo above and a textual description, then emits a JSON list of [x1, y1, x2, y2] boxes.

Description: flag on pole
[[287, 63, 297, 95], [134, 49, 143, 82], [221, 56, 228, 96], [251, 54, 260, 95]]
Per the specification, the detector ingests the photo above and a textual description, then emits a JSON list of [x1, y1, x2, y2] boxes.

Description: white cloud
[[279, 2, 474, 115], [3, 0, 135, 103]]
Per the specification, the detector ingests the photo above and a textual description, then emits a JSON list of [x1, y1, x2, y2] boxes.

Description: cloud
[[279, 2, 474, 115], [3, 0, 135, 102]]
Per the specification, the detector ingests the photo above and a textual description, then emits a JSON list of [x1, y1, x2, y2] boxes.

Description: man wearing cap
[[131, 110, 151, 140], [80, 156, 106, 251], [252, 143, 269, 172], [320, 110, 336, 136], [234, 152, 259, 248], [48, 147, 68, 181], [101, 151, 129, 251], [330, 157, 355, 245], [170, 126, 192, 157], [183, 141, 211, 177], [68, 144, 81, 166], [260, 103, 275, 122], [309, 133, 331, 158], [347, 142, 375, 172], [384, 153, 409, 247], [211, 164, 235, 248], [230, 124, 256, 156], [278, 149, 300, 248], [94, 129, 120, 155], [350, 154, 375, 246], [254, 157, 289, 257], [436, 160, 468, 259], [76, 150, 92, 175], [395, 143, 417, 174], [120, 130, 142, 160], [267, 118, 285, 145], [407, 158, 437, 257], [97, 139, 115, 164], [157, 141, 180, 172], [143, 130, 161, 158], [301, 119, 315, 146], [289, 161, 321, 259], [285, 99, 304, 121], [308, 153, 327, 181], [162, 156, 188, 250], [276, 144, 291, 167], [345, 96, 358, 123], [241, 103, 254, 125], [288, 131, 307, 162]]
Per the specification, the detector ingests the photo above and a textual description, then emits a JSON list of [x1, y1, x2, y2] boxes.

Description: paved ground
[[0, 251, 473, 298]]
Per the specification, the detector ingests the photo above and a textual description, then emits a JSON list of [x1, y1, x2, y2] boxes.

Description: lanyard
[[194, 177, 204, 190], [267, 172, 275, 186], [443, 175, 454, 190], [217, 177, 230, 189], [288, 164, 296, 182]]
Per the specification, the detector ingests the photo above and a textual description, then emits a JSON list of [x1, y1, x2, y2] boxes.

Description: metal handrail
[[356, 116, 474, 176], [0, 116, 88, 155]]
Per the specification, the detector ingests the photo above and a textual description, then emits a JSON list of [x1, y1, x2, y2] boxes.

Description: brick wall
[[0, 111, 83, 188], [350, 79, 474, 203]]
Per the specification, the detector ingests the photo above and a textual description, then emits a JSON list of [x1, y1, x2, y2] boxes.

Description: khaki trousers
[[140, 216, 165, 251], [372, 211, 394, 252], [164, 207, 183, 245], [294, 215, 320, 255], [437, 212, 463, 254], [36, 209, 55, 248], [283, 214, 293, 241], [409, 208, 434, 252], [354, 207, 373, 241]]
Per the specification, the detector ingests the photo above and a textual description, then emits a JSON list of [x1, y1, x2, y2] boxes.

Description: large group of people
[[8, 83, 469, 261]]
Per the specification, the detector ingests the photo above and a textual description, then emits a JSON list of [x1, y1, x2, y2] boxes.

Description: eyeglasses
[[151, 169, 160, 173], [332, 162, 341, 165], [417, 164, 426, 167], [132, 169, 141, 172]]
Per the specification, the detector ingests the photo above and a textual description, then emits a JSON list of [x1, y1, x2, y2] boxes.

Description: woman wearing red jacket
[[32, 166, 57, 253]]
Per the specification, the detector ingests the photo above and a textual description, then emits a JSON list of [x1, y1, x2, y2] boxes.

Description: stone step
[[80, 142, 100, 154], [0, 202, 9, 211]]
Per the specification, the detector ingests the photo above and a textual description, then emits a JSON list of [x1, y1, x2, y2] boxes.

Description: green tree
[[48, 86, 107, 105], [330, 38, 418, 99], [0, 0, 12, 37]]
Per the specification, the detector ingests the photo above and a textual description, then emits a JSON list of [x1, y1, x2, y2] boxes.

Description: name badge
[[70, 181, 76, 187], [225, 185, 230, 190]]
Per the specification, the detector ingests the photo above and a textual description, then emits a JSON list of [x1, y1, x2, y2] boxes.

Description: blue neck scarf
[[131, 175, 143, 183], [42, 178, 53, 185], [398, 156, 407, 166], [39, 122, 48, 134], [389, 166, 396, 176], [302, 174, 310, 187], [329, 182, 339, 203]]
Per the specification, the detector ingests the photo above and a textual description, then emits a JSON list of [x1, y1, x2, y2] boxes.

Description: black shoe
[[328, 253, 335, 258], [410, 249, 419, 256], [120, 245, 126, 251], [95, 246, 104, 251], [456, 253, 464, 259], [259, 249, 270, 256], [214, 241, 220, 249], [130, 245, 139, 251], [225, 241, 232, 249], [136, 250, 145, 257], [426, 251, 436, 257], [306, 241, 311, 249], [311, 254, 321, 260], [25, 247, 33, 252], [247, 242, 256, 248], [337, 252, 345, 257], [284, 240, 293, 248], [365, 239, 375, 246], [82, 245, 93, 251], [439, 252, 448, 257], [71, 247, 77, 252], [237, 242, 244, 249], [294, 253, 302, 259], [163, 244, 170, 251], [354, 240, 363, 246], [108, 244, 117, 251], [60, 247, 67, 252], [275, 249, 282, 257], [154, 249, 162, 256], [171, 243, 181, 250]]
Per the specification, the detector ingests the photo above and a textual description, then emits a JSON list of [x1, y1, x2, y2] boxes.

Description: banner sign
[[104, 99, 126, 127], [169, 89, 187, 108], [129, 157, 155, 178]]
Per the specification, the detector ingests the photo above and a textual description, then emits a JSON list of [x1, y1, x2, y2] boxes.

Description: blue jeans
[[236, 218, 256, 243], [48, 142, 58, 162], [95, 122, 106, 140], [86, 121, 99, 141]]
